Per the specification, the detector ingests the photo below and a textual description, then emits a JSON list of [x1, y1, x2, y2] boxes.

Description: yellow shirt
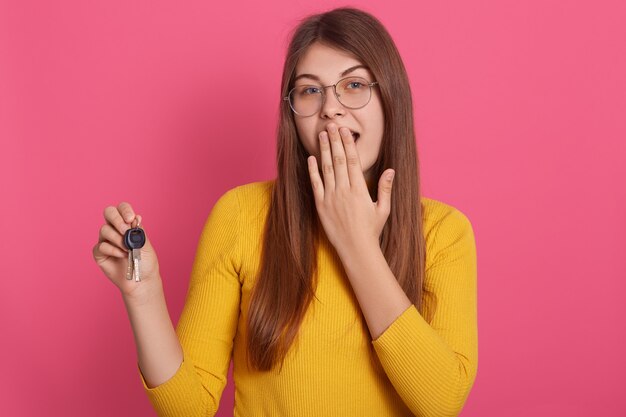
[[138, 179, 478, 417]]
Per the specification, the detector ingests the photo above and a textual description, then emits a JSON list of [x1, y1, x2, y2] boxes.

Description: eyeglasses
[[283, 76, 379, 117]]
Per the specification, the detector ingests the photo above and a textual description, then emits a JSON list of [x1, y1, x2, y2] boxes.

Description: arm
[[339, 207, 478, 417], [131, 188, 243, 417], [123, 278, 184, 389]]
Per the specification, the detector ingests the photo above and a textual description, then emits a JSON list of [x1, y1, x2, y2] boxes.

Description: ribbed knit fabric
[[137, 179, 478, 417]]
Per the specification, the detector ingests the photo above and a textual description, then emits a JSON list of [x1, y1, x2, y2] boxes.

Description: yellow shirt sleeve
[[137, 187, 242, 417], [371, 206, 478, 417]]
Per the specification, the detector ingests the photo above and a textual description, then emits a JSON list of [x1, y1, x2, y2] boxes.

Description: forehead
[[294, 42, 372, 83]]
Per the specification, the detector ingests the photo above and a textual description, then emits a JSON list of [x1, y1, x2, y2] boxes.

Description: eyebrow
[[293, 64, 369, 83]]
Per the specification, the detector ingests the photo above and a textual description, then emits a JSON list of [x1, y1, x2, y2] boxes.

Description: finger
[[327, 124, 349, 189], [99, 223, 128, 252], [307, 156, 324, 203], [103, 206, 131, 236], [131, 214, 142, 229], [319, 131, 335, 192], [118, 202, 136, 224], [339, 127, 367, 190], [377, 169, 395, 215], [97, 241, 128, 259]]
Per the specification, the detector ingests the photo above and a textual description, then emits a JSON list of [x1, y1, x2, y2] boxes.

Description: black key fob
[[124, 227, 146, 250]]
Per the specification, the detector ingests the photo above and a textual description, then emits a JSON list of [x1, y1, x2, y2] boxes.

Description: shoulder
[[230, 179, 274, 201], [232, 178, 274, 204], [208, 179, 273, 218], [215, 179, 274, 204], [216, 179, 274, 224], [421, 196, 473, 235], [421, 196, 476, 264], [205, 180, 275, 258]]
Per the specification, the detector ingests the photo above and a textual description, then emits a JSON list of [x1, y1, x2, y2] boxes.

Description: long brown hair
[[245, 6, 427, 372]]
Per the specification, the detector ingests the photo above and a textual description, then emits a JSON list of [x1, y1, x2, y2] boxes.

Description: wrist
[[341, 236, 380, 257], [338, 238, 381, 269], [121, 275, 164, 306]]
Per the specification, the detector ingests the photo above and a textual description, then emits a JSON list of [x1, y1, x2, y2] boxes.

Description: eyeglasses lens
[[289, 77, 373, 116]]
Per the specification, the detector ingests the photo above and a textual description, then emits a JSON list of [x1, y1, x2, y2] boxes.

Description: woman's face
[[292, 42, 385, 187]]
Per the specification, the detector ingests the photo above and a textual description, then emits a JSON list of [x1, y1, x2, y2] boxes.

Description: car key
[[124, 223, 146, 282]]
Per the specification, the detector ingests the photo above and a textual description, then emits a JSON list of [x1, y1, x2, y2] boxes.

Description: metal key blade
[[132, 248, 141, 282], [126, 249, 133, 280]]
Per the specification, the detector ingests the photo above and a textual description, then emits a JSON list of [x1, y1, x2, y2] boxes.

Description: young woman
[[93, 7, 478, 417]]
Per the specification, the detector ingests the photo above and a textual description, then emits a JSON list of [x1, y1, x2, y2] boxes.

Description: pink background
[[1, 0, 625, 415]]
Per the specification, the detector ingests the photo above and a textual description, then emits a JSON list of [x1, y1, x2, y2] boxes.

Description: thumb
[[377, 169, 395, 214]]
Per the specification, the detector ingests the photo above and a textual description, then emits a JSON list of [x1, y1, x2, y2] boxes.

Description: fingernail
[[387, 171, 395, 181]]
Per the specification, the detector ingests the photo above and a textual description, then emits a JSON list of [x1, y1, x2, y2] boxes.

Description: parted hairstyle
[[245, 6, 428, 372]]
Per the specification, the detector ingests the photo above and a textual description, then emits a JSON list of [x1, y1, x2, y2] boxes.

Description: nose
[[320, 85, 345, 119]]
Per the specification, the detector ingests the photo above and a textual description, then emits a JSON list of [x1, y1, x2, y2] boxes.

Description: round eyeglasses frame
[[283, 76, 379, 117]]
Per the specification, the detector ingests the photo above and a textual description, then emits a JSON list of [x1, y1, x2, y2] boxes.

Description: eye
[[347, 81, 364, 89], [301, 86, 321, 95]]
